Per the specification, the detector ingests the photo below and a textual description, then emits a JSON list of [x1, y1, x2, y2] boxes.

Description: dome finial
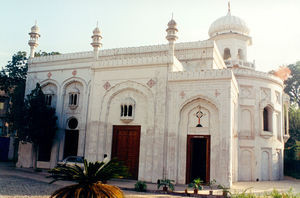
[[228, 1, 231, 14]]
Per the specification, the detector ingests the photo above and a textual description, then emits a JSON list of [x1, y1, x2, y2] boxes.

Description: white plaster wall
[[23, 37, 285, 188], [16, 142, 33, 168], [234, 69, 285, 181], [214, 37, 249, 61], [25, 61, 91, 168], [85, 65, 168, 183], [166, 76, 236, 187]]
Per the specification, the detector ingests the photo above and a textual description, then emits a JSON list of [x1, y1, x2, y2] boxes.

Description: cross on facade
[[195, 105, 206, 127]]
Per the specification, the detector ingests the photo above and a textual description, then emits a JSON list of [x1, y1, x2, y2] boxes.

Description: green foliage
[[48, 159, 127, 198], [229, 188, 300, 198], [19, 83, 57, 148], [207, 179, 216, 190], [188, 178, 203, 190], [48, 158, 128, 184], [217, 184, 230, 192], [284, 106, 300, 178], [0, 51, 60, 137], [50, 182, 124, 198], [134, 181, 147, 192], [0, 51, 28, 84], [157, 179, 175, 191], [284, 61, 300, 107], [269, 189, 282, 198], [0, 51, 28, 136], [230, 192, 256, 198]]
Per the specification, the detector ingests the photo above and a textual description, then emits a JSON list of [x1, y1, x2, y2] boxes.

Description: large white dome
[[208, 12, 249, 38]]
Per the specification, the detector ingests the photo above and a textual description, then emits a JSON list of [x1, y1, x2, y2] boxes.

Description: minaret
[[28, 22, 40, 58], [90, 23, 102, 60], [166, 14, 178, 58]]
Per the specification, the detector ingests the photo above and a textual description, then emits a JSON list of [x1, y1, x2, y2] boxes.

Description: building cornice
[[168, 69, 234, 82], [232, 68, 283, 87]]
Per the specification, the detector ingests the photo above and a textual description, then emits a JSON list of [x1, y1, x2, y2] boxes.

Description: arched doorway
[[177, 96, 219, 184], [64, 117, 79, 158], [186, 135, 210, 183]]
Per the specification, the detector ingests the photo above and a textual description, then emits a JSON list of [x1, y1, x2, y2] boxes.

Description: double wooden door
[[112, 125, 141, 179]]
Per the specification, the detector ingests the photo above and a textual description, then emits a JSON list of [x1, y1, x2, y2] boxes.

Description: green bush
[[188, 178, 203, 190], [134, 181, 147, 192], [157, 179, 175, 191], [284, 159, 300, 179]]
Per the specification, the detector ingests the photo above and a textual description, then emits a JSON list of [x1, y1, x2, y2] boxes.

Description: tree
[[284, 62, 300, 107], [21, 83, 57, 162], [48, 159, 128, 198], [0, 51, 28, 136], [0, 51, 60, 136], [285, 106, 300, 160]]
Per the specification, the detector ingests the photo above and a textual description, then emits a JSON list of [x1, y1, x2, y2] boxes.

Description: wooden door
[[112, 125, 141, 179], [186, 135, 210, 184]]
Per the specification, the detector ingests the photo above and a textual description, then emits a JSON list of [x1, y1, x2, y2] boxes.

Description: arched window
[[69, 92, 79, 108], [238, 49, 244, 60], [120, 97, 135, 122], [43, 87, 56, 107], [263, 106, 273, 132], [121, 105, 124, 116], [128, 105, 133, 116], [124, 105, 128, 116], [67, 86, 80, 109], [45, 94, 52, 106], [263, 108, 269, 131], [224, 48, 231, 60], [69, 93, 78, 106]]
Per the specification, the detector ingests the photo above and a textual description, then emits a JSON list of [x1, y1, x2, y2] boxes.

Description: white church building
[[21, 5, 290, 187]]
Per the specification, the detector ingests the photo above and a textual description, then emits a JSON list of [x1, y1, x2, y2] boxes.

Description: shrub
[[134, 181, 147, 192], [157, 179, 175, 191]]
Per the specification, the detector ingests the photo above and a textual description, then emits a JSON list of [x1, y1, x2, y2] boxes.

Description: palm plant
[[47, 158, 128, 198], [188, 178, 203, 194], [157, 179, 175, 191]]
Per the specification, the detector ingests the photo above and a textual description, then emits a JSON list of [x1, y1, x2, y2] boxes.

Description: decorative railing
[[28, 40, 215, 64], [224, 59, 255, 69]]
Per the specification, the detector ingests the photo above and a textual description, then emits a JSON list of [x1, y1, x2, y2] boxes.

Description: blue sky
[[1, 0, 300, 72]]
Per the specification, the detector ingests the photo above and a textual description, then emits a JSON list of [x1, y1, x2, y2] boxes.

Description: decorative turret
[[28, 22, 40, 58], [166, 14, 178, 58], [91, 22, 102, 60], [166, 14, 178, 45], [208, 1, 254, 69]]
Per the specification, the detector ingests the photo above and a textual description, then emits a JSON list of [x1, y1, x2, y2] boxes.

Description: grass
[[230, 188, 300, 198]]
